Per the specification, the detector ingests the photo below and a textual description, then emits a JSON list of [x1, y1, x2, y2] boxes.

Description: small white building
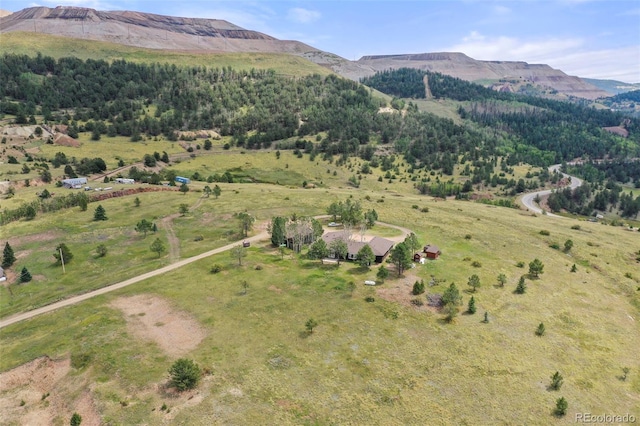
[[62, 177, 88, 188], [115, 178, 135, 184]]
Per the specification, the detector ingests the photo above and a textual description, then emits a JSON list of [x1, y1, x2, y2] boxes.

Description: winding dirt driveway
[[520, 164, 583, 217], [0, 218, 409, 329]]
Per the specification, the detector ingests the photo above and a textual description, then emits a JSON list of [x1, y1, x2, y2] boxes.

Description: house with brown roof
[[322, 231, 394, 263]]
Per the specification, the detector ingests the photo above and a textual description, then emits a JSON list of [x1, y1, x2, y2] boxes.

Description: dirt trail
[[159, 214, 180, 262]]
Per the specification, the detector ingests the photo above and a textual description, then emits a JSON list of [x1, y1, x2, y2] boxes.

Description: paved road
[[520, 164, 583, 217], [0, 219, 409, 329]]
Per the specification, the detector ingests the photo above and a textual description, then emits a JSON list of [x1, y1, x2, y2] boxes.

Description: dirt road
[[0, 230, 268, 330]]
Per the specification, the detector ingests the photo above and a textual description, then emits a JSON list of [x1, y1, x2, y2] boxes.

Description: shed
[[115, 178, 135, 184], [62, 177, 88, 188], [424, 245, 441, 259], [413, 253, 422, 262]]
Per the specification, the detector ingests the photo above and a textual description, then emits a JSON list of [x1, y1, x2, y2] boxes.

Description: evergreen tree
[[515, 276, 527, 294], [270, 216, 287, 247], [376, 265, 389, 282], [467, 295, 476, 314], [20, 266, 32, 283], [357, 244, 375, 268], [412, 279, 426, 295], [442, 283, 462, 306], [555, 397, 568, 416], [93, 205, 107, 221], [70, 412, 82, 426], [535, 322, 546, 336], [570, 264, 577, 273], [53, 243, 73, 265], [550, 371, 564, 390], [2, 242, 16, 268], [169, 358, 201, 391], [305, 318, 318, 333], [390, 242, 412, 276]]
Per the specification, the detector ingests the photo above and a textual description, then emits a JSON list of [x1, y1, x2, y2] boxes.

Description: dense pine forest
[[362, 68, 640, 165]]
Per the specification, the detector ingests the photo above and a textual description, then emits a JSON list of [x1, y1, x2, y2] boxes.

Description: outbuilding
[[424, 245, 441, 260], [62, 177, 88, 189]]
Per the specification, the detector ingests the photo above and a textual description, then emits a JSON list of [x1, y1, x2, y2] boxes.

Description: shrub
[[168, 358, 201, 391], [555, 397, 568, 416], [464, 234, 472, 240], [365, 296, 375, 303], [516, 261, 525, 268], [71, 352, 92, 369], [421, 207, 429, 213], [412, 279, 425, 295], [210, 264, 222, 274], [70, 413, 82, 426], [535, 322, 545, 336], [539, 230, 550, 236], [549, 242, 560, 250], [471, 260, 482, 268], [571, 225, 581, 230], [410, 298, 424, 306]]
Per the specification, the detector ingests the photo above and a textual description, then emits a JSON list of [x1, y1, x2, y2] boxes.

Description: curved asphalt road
[[520, 164, 582, 217], [0, 220, 409, 329]]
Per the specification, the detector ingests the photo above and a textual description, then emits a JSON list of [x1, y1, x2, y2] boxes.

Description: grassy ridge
[[0, 32, 332, 76]]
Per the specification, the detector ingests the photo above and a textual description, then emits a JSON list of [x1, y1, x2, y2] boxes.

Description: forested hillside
[[362, 68, 640, 164], [2, 54, 639, 205]]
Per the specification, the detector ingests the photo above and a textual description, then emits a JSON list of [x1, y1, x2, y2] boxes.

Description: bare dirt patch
[[0, 356, 100, 425], [8, 230, 62, 247], [53, 133, 81, 147], [111, 295, 206, 358], [375, 273, 433, 312]]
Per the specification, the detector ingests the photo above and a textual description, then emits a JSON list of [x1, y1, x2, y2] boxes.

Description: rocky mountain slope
[[0, 6, 609, 99], [0, 6, 317, 54]]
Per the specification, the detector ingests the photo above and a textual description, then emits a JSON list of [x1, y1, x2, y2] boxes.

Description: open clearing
[[111, 295, 206, 358]]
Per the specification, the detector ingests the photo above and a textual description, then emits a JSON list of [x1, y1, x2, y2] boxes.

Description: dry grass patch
[[111, 295, 206, 358]]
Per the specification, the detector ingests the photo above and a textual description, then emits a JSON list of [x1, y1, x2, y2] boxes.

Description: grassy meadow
[[1, 154, 639, 424]]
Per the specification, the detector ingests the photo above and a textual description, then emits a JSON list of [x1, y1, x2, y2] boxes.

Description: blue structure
[[175, 176, 191, 184]]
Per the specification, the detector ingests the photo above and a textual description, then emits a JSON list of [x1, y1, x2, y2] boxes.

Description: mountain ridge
[[0, 6, 609, 99]]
